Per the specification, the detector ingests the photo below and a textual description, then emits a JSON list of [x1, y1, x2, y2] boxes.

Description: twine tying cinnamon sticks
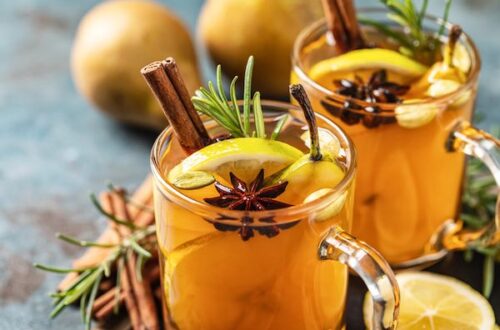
[[321, 0, 365, 52], [141, 58, 211, 153]]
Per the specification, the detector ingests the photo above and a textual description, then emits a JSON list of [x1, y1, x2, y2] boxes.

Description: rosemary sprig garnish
[[359, 0, 453, 61], [192, 56, 285, 140], [461, 125, 499, 297], [34, 190, 156, 330]]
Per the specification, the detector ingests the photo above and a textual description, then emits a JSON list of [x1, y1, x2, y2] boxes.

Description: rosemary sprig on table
[[34, 190, 156, 330], [461, 126, 499, 298], [359, 0, 453, 60], [192, 56, 289, 139]]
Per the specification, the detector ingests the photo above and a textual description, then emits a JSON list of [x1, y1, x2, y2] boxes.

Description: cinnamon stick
[[141, 61, 210, 153], [162, 57, 210, 145], [321, 0, 365, 52], [93, 263, 160, 320], [111, 191, 160, 330], [118, 258, 142, 330], [94, 291, 126, 321], [93, 288, 125, 315], [58, 177, 154, 291], [102, 192, 143, 330]]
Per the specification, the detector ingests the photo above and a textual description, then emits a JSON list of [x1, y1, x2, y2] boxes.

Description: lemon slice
[[309, 48, 428, 80], [300, 128, 341, 157], [363, 272, 496, 330], [168, 137, 304, 185]]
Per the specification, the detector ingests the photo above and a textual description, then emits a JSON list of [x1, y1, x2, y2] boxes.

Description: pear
[[72, 0, 201, 130], [198, 0, 322, 98]]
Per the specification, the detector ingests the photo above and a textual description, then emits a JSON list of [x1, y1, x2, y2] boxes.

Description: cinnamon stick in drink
[[141, 60, 210, 153], [321, 0, 365, 52], [162, 57, 210, 144]]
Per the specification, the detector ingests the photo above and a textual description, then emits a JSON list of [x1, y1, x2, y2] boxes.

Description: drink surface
[[155, 118, 355, 329], [292, 26, 475, 263]]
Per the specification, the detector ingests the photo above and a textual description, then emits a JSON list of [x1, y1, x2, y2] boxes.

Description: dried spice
[[204, 170, 295, 240], [334, 70, 409, 104], [321, 69, 408, 128], [204, 170, 291, 211]]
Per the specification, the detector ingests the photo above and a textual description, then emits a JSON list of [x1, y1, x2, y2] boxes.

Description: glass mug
[[292, 9, 500, 267], [151, 101, 399, 330]]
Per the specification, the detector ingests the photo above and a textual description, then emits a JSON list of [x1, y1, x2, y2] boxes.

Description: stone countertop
[[0, 0, 498, 329]]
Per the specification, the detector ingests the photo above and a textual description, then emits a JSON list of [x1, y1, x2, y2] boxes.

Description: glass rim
[[150, 100, 356, 223], [292, 7, 481, 115]]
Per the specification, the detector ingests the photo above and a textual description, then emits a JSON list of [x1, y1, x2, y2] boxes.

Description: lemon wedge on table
[[363, 272, 496, 330], [168, 137, 304, 187], [308, 48, 428, 80]]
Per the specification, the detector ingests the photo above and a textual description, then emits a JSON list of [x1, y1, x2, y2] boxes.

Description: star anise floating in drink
[[204, 169, 291, 210], [321, 69, 409, 128], [335, 69, 409, 103], [204, 170, 297, 240]]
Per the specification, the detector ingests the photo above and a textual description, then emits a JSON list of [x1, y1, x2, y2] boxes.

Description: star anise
[[334, 69, 409, 104], [203, 170, 293, 241], [320, 70, 408, 129], [204, 169, 291, 211]]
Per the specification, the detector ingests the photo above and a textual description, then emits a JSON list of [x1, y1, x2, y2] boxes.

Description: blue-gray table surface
[[0, 0, 498, 329]]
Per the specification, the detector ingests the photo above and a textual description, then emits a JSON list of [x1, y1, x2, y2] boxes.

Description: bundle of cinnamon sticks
[[58, 177, 163, 329]]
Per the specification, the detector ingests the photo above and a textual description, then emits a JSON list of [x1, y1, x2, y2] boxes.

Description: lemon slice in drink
[[168, 137, 304, 186], [363, 272, 496, 330], [309, 48, 428, 80]]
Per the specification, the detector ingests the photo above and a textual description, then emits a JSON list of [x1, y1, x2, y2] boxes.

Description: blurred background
[[0, 0, 499, 328]]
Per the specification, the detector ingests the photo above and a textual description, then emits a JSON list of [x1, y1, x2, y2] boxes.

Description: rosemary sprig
[[192, 56, 286, 140], [34, 189, 156, 330], [360, 0, 453, 60], [461, 125, 499, 297]]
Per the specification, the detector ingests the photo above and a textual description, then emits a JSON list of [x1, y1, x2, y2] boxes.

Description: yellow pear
[[72, 0, 201, 130], [198, 0, 322, 98]]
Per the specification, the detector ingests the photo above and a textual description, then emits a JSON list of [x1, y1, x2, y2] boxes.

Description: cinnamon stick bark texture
[[141, 60, 210, 153], [109, 191, 160, 330], [321, 0, 365, 52], [162, 57, 211, 145]]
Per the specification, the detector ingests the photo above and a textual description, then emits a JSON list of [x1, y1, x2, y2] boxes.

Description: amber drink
[[151, 98, 399, 330], [291, 9, 497, 266]]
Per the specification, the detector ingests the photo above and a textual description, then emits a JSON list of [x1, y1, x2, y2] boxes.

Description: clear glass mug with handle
[[151, 101, 400, 329], [291, 9, 499, 268]]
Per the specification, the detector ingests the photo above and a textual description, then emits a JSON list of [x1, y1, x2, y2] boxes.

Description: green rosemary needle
[[360, 0, 454, 60], [191, 56, 287, 140]]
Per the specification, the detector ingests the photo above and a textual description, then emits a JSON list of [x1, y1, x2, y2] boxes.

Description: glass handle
[[318, 226, 399, 330], [445, 121, 500, 247]]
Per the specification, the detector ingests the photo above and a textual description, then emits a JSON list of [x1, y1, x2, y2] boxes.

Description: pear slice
[[304, 188, 347, 221], [268, 154, 345, 200], [273, 84, 346, 202]]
